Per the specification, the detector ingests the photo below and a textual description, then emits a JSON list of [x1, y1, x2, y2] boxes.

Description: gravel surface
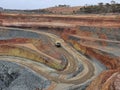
[[0, 60, 51, 90]]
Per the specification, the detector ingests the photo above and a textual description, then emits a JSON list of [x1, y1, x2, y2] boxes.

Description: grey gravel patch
[[0, 60, 51, 90]]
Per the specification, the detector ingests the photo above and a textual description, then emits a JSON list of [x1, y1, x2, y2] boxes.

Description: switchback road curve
[[0, 27, 105, 89]]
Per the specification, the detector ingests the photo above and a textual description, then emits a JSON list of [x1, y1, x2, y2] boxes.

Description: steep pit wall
[[61, 26, 120, 69], [67, 40, 120, 69], [61, 25, 120, 90]]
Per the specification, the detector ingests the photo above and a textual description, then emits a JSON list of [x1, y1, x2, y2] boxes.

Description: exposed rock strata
[[0, 13, 120, 90]]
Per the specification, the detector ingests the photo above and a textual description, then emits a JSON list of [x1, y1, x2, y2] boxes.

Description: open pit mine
[[0, 13, 120, 90]]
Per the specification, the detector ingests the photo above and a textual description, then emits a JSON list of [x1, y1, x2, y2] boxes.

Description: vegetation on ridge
[[75, 1, 120, 14]]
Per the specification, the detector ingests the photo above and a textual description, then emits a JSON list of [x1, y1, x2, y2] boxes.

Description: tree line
[[75, 1, 120, 14]]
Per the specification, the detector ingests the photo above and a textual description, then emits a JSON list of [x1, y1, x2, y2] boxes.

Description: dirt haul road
[[0, 26, 103, 88]]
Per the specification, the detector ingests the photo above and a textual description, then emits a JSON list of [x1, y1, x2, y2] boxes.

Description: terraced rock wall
[[0, 13, 120, 90], [62, 26, 120, 69], [1, 13, 119, 70], [1, 14, 120, 27]]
